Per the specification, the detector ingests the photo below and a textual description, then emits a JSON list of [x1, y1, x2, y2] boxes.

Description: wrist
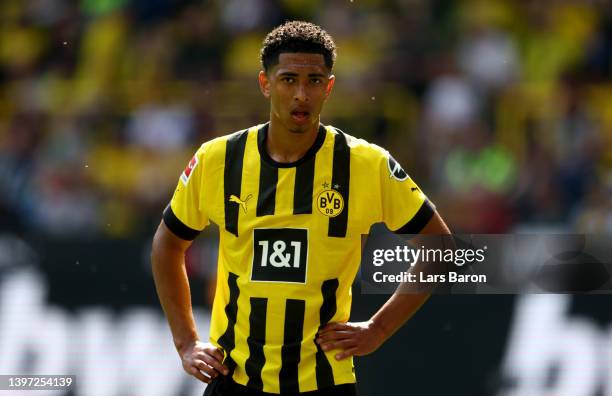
[[368, 318, 390, 343], [174, 336, 199, 354]]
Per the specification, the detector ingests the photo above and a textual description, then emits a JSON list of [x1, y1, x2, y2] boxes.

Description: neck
[[266, 118, 320, 163]]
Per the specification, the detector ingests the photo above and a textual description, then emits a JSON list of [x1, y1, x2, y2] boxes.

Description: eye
[[311, 78, 323, 84], [281, 77, 295, 83]]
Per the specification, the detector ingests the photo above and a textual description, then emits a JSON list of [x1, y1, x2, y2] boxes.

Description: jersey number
[[251, 228, 308, 283]]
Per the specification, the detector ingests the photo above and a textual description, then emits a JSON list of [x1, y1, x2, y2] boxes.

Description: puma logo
[[411, 187, 419, 192], [229, 194, 253, 214]]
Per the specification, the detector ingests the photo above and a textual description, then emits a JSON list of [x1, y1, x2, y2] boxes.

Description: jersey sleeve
[[379, 151, 435, 234], [162, 144, 210, 240]]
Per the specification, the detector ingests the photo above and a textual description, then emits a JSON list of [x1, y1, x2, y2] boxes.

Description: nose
[[293, 82, 308, 102]]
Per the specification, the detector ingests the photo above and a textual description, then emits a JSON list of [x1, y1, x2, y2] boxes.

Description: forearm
[[371, 211, 451, 341], [151, 225, 199, 352]]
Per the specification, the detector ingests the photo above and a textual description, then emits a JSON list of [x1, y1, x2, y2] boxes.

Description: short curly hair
[[261, 21, 336, 72]]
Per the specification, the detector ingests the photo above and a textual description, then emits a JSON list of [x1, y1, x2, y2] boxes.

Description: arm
[[316, 211, 451, 360], [151, 221, 228, 382]]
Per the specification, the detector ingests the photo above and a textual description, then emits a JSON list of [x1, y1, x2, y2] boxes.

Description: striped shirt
[[163, 123, 434, 393]]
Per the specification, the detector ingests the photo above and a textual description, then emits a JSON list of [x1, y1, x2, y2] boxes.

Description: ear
[[324, 75, 335, 98], [258, 71, 270, 99]]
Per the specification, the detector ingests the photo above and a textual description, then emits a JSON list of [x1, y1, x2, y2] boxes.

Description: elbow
[[420, 211, 451, 235]]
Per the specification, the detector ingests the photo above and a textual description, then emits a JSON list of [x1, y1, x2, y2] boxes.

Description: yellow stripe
[[276, 167, 296, 215], [261, 298, 284, 394], [297, 299, 320, 391], [231, 276, 251, 386]]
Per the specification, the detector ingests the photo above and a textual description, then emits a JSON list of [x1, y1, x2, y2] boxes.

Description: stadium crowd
[[1, 0, 611, 239]]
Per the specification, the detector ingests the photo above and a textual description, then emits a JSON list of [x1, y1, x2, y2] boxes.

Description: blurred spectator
[[220, 0, 275, 34], [31, 160, 100, 237], [0, 0, 609, 239], [424, 74, 479, 132], [573, 178, 612, 234], [553, 75, 601, 214], [437, 122, 517, 233], [126, 102, 194, 152], [456, 0, 519, 93], [513, 127, 562, 224], [0, 111, 45, 229], [173, 4, 225, 81]]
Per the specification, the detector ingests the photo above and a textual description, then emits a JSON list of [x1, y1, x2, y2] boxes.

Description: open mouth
[[291, 111, 310, 124]]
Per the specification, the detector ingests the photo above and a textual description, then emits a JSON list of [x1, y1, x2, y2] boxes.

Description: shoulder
[[325, 125, 389, 163], [195, 125, 259, 163]]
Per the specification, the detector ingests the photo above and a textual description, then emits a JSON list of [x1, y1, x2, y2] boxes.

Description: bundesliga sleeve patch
[[180, 154, 198, 186], [387, 154, 409, 181]]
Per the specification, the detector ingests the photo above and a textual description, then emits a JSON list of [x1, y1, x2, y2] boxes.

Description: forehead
[[273, 52, 329, 74]]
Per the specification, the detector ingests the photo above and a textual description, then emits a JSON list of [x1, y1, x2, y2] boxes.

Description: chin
[[287, 120, 315, 134], [288, 126, 308, 134]]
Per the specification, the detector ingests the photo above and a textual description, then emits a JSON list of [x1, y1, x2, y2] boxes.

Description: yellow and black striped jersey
[[163, 123, 434, 394]]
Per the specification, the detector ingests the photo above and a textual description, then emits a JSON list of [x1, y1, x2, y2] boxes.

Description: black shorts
[[203, 376, 357, 396]]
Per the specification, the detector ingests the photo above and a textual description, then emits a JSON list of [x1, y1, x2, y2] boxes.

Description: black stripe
[[245, 297, 267, 390], [256, 160, 278, 216], [329, 130, 351, 238], [392, 200, 435, 235], [162, 204, 200, 241], [315, 279, 339, 389], [217, 272, 240, 375], [280, 299, 305, 394], [294, 157, 315, 214], [224, 130, 249, 237]]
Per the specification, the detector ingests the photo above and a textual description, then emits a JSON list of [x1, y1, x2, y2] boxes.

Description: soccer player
[[151, 21, 451, 395]]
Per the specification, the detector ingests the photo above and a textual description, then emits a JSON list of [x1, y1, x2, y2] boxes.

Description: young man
[[152, 21, 451, 395]]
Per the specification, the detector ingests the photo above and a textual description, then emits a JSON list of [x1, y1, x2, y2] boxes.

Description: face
[[259, 52, 335, 134]]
